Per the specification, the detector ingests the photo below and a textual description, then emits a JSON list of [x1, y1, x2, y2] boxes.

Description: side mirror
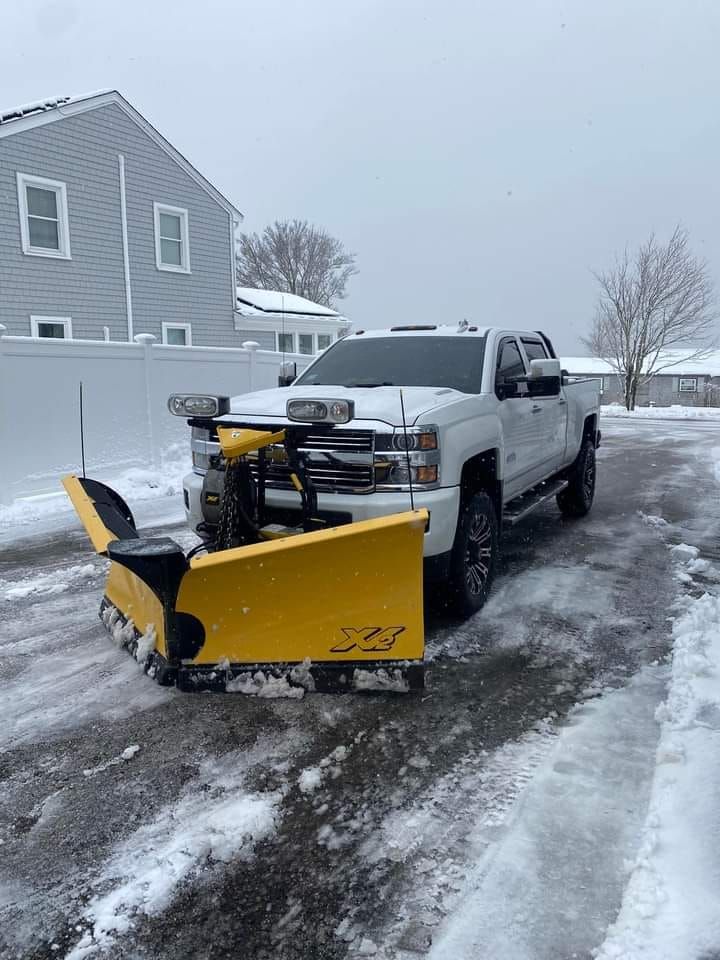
[[496, 380, 520, 400], [528, 358, 561, 397], [278, 361, 297, 388]]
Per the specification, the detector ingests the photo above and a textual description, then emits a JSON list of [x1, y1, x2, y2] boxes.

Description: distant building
[[234, 287, 350, 354], [561, 351, 720, 407], [0, 90, 242, 346]]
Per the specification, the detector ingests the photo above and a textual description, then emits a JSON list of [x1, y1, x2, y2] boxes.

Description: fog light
[[415, 465, 438, 483], [168, 394, 229, 417], [287, 398, 354, 423]]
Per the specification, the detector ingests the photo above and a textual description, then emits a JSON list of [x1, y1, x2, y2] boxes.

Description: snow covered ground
[[595, 570, 720, 958], [2, 419, 720, 959], [0, 447, 190, 533], [602, 402, 720, 420]]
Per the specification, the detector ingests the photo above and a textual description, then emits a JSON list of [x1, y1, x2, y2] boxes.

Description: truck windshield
[[295, 336, 487, 394]]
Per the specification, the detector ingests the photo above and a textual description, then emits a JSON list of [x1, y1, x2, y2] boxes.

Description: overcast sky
[[3, 0, 720, 353]]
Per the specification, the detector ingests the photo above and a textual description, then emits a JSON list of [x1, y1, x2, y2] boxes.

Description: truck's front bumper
[[182, 471, 460, 558]]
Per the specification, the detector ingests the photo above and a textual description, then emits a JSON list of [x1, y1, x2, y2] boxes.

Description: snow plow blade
[[62, 474, 427, 694]]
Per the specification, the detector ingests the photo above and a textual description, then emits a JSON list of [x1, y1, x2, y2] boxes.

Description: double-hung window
[[317, 333, 332, 352], [298, 334, 314, 355], [679, 377, 697, 393], [153, 203, 190, 273], [17, 173, 71, 258]]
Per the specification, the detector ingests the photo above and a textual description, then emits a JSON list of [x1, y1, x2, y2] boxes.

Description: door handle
[[531, 405, 542, 414], [558, 399, 567, 405]]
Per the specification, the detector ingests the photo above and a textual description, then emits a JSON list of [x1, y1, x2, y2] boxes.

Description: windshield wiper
[[344, 380, 394, 388]]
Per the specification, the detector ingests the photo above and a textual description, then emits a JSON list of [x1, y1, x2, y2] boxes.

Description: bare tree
[[236, 219, 357, 307], [583, 227, 717, 410]]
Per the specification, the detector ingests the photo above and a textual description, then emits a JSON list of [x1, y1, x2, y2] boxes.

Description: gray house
[[562, 351, 720, 407], [0, 90, 242, 346]]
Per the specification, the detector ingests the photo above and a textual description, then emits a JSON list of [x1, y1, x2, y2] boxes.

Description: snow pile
[[296, 742, 355, 796], [101, 604, 156, 665], [596, 590, 720, 957], [82, 745, 141, 778], [0, 562, 97, 601], [298, 766, 323, 794], [226, 671, 305, 699], [638, 512, 669, 529], [0, 446, 190, 529], [601, 403, 720, 421], [353, 667, 410, 693]]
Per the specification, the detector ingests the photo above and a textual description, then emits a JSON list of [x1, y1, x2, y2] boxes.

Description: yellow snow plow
[[62, 422, 427, 693]]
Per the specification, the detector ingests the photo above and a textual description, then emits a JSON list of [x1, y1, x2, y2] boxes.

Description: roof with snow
[[236, 287, 346, 321], [0, 90, 242, 220], [562, 349, 720, 378]]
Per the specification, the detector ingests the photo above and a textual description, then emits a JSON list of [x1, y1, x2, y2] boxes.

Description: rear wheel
[[447, 492, 499, 615], [557, 439, 596, 517]]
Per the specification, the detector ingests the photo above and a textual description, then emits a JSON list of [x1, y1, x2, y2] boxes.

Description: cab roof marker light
[[389, 325, 437, 332]]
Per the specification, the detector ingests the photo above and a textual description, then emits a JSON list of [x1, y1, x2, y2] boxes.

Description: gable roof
[[0, 89, 242, 221], [236, 287, 345, 320]]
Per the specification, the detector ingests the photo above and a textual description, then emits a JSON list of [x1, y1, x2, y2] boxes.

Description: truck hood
[[224, 384, 462, 427]]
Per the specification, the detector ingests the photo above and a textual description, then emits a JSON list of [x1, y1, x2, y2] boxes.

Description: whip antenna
[[79, 381, 87, 479], [399, 389, 415, 511]]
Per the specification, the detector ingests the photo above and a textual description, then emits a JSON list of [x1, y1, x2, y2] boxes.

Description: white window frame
[[17, 173, 71, 259], [161, 321, 192, 346], [316, 332, 333, 352], [678, 377, 698, 393], [153, 203, 190, 274], [297, 333, 315, 356], [30, 315, 73, 339], [277, 331, 295, 354]]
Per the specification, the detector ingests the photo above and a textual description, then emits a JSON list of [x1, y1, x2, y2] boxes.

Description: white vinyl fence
[[0, 330, 312, 505]]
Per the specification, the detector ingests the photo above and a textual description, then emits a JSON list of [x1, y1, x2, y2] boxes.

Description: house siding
[[0, 103, 238, 344], [571, 372, 720, 406], [234, 329, 276, 350]]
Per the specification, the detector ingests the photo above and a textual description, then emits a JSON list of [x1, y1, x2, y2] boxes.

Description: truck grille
[[207, 427, 375, 493]]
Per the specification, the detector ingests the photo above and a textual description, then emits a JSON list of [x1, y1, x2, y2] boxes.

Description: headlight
[[375, 426, 439, 452], [375, 426, 441, 490], [287, 398, 354, 423], [168, 394, 229, 418], [380, 463, 438, 485]]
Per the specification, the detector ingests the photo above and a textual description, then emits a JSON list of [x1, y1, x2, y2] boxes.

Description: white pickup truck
[[179, 325, 601, 613]]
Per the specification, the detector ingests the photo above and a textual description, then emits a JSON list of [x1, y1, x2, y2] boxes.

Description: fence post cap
[[133, 333, 157, 344], [242, 340, 260, 352]]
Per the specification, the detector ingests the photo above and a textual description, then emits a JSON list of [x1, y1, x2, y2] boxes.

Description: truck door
[[520, 337, 567, 472], [494, 337, 535, 499]]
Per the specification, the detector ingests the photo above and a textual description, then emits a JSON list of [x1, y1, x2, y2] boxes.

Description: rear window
[[295, 335, 487, 394]]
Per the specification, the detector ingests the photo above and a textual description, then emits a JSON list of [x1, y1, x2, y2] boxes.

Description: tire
[[557, 439, 596, 517], [447, 492, 499, 616]]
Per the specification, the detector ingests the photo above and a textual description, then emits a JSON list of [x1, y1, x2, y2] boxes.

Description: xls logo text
[[331, 626, 406, 653]]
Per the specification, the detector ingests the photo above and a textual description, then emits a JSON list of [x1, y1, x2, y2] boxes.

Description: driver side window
[[495, 338, 527, 397]]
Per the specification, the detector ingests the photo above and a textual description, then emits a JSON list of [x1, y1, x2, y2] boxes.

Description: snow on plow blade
[[62, 475, 427, 693]]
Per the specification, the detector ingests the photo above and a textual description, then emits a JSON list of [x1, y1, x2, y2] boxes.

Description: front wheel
[[447, 492, 499, 616], [557, 439, 596, 517]]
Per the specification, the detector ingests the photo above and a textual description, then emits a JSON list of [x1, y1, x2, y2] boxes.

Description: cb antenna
[[399, 388, 415, 511]]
